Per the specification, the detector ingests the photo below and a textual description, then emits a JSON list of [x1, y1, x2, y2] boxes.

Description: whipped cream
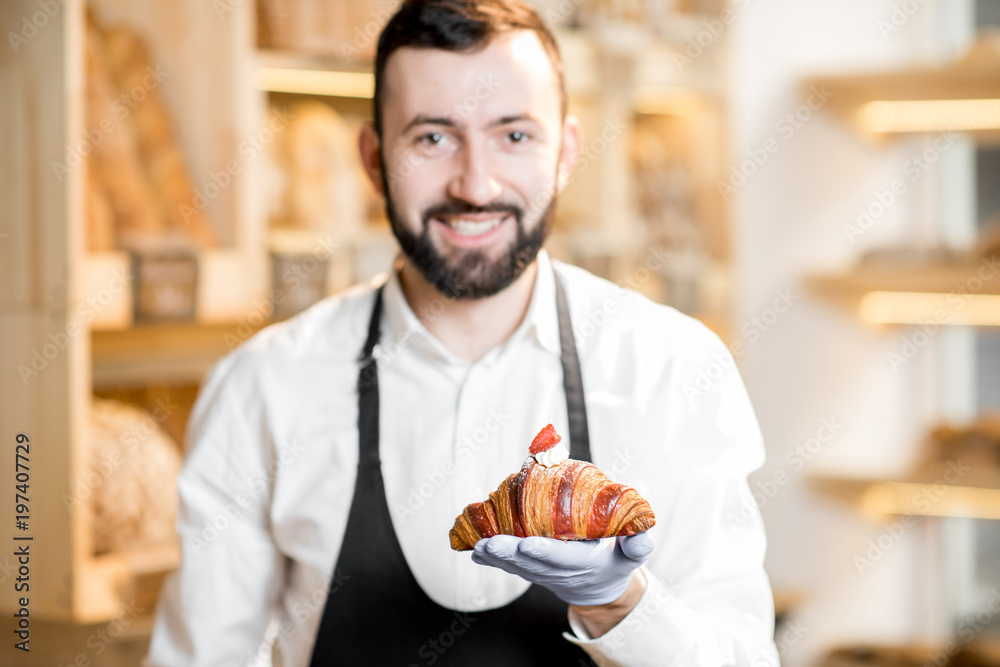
[[533, 442, 570, 468]]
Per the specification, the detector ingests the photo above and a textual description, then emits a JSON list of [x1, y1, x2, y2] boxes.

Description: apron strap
[[356, 286, 384, 469], [554, 272, 591, 462]]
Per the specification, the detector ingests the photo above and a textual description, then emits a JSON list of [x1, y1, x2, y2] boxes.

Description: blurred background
[[1, 0, 999, 665]]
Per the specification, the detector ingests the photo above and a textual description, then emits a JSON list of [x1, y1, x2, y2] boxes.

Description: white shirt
[[144, 250, 777, 667]]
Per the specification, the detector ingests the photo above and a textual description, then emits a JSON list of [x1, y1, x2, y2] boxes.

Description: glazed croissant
[[449, 424, 655, 551]]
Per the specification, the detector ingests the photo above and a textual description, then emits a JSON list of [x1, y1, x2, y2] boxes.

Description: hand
[[470, 532, 654, 606]]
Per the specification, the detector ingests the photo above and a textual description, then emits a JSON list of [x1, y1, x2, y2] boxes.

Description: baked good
[[85, 10, 164, 243], [83, 9, 218, 250], [87, 397, 182, 555], [449, 424, 656, 551], [103, 25, 218, 248], [271, 101, 365, 233]]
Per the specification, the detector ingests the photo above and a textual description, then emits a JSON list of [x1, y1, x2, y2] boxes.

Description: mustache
[[422, 201, 522, 227]]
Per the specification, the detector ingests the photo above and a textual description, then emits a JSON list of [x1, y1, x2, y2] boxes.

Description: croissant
[[449, 424, 655, 551]]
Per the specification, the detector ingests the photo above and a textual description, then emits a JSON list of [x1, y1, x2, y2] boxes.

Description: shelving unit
[[0, 0, 270, 624], [801, 33, 1000, 143], [84, 250, 269, 331], [806, 260, 1000, 326], [91, 322, 265, 389], [809, 468, 1000, 522], [803, 27, 1000, 651]]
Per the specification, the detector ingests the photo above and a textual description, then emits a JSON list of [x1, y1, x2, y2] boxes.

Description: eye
[[508, 130, 529, 143], [418, 132, 446, 146]]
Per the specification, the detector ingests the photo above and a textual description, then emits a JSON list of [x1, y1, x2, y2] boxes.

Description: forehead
[[381, 30, 560, 130]]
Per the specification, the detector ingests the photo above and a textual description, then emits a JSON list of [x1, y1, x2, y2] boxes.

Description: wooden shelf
[[86, 250, 269, 331], [77, 541, 180, 624], [255, 48, 371, 73], [806, 259, 1000, 326], [802, 32, 1000, 143], [808, 466, 1000, 521], [91, 321, 267, 389]]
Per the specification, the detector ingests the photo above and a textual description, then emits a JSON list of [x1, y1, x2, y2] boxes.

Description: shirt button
[[470, 592, 487, 607]]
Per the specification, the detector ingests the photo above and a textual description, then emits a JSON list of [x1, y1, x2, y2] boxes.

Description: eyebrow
[[402, 113, 541, 134]]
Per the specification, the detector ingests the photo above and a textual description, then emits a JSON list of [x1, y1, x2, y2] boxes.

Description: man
[[145, 1, 776, 666]]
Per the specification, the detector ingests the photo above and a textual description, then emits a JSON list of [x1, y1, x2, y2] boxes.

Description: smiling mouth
[[433, 214, 511, 238]]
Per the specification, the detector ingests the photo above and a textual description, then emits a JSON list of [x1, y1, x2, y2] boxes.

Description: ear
[[555, 114, 583, 195], [358, 120, 384, 197]]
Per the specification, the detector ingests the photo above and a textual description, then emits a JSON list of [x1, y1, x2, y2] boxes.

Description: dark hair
[[373, 0, 566, 137]]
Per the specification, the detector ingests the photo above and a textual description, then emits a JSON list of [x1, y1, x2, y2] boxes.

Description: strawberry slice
[[529, 424, 562, 455]]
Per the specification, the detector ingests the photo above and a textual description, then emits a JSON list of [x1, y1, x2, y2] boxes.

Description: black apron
[[308, 271, 594, 666]]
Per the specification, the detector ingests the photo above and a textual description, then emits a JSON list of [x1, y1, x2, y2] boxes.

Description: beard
[[380, 161, 556, 300]]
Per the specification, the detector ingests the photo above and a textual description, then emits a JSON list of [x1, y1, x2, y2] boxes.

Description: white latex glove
[[470, 532, 654, 606]]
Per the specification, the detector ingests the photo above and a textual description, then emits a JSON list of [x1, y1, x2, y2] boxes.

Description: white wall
[[728, 1, 973, 664]]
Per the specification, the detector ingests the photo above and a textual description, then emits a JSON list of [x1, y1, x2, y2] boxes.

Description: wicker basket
[[258, 0, 399, 61]]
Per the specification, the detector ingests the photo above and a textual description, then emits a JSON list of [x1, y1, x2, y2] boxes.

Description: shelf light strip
[[256, 67, 374, 99], [862, 482, 1000, 521], [859, 290, 1000, 327], [858, 98, 1000, 133], [631, 87, 702, 116]]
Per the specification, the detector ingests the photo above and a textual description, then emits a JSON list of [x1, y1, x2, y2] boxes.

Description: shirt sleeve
[[144, 351, 288, 667], [564, 325, 778, 667]]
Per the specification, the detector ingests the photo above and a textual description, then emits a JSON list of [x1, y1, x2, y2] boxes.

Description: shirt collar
[[517, 249, 561, 357], [379, 249, 562, 365]]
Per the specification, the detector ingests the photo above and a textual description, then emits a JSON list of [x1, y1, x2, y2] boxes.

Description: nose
[[447, 136, 502, 206]]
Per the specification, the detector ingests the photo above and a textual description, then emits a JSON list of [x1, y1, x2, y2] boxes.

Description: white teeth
[[443, 216, 505, 237]]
